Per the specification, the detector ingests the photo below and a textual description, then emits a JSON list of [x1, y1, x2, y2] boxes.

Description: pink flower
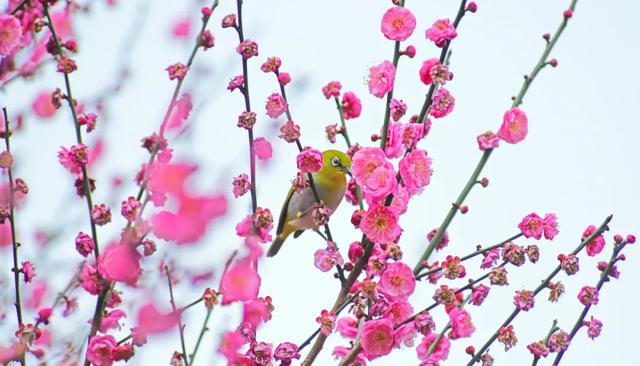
[[279, 120, 301, 142], [548, 330, 569, 352], [32, 92, 57, 119], [584, 316, 603, 339], [527, 341, 549, 358], [419, 58, 440, 85], [99, 309, 126, 333], [448, 308, 475, 339], [265, 93, 288, 118], [430, 88, 455, 118], [233, 173, 251, 198], [218, 331, 245, 363], [367, 60, 396, 98], [314, 241, 344, 272], [498, 107, 528, 144], [75, 232, 95, 257], [361, 319, 394, 359], [135, 303, 180, 335], [37, 307, 53, 325], [518, 213, 544, 239], [425, 18, 457, 47], [577, 286, 599, 306], [352, 147, 388, 185], [417, 333, 450, 364], [363, 162, 397, 201], [236, 213, 272, 245], [322, 81, 342, 99], [296, 147, 323, 173], [166, 63, 189, 80], [341, 91, 362, 119], [21, 261, 36, 283], [167, 93, 192, 131], [427, 227, 450, 251], [470, 284, 490, 306], [582, 225, 605, 257], [152, 193, 227, 244], [543, 213, 559, 240], [394, 323, 418, 348], [98, 243, 141, 286], [58, 144, 88, 174], [361, 205, 401, 244], [220, 259, 261, 304], [390, 99, 407, 121], [80, 263, 102, 295], [253, 137, 273, 160], [379, 262, 415, 300], [383, 300, 413, 324], [274, 342, 300, 365], [316, 310, 336, 336], [441, 255, 466, 279], [86, 335, 117, 366], [390, 184, 410, 215], [476, 131, 500, 151], [332, 346, 368, 365], [172, 17, 191, 38], [383, 121, 404, 158], [513, 290, 535, 311], [381, 7, 416, 41], [228, 75, 245, 92], [261, 57, 282, 73], [414, 312, 435, 336], [399, 149, 433, 195], [243, 297, 273, 327], [0, 14, 22, 56], [236, 39, 259, 58], [120, 196, 141, 222], [91, 203, 112, 226], [336, 317, 359, 339]]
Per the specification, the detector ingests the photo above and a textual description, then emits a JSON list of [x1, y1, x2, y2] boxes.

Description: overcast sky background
[[1, 0, 639, 365]]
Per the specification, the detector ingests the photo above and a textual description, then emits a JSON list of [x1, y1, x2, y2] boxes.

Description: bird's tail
[[267, 232, 289, 257]]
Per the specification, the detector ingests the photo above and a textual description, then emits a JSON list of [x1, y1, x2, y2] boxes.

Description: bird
[[266, 149, 352, 257]]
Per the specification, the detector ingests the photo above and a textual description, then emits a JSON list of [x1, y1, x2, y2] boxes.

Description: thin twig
[[165, 266, 190, 366]]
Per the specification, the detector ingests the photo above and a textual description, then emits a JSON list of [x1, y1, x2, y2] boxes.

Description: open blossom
[[481, 248, 501, 269], [427, 227, 449, 251], [425, 18, 457, 47], [58, 144, 88, 174], [527, 341, 549, 358], [361, 205, 401, 244], [316, 310, 336, 336], [578, 286, 599, 306], [336, 317, 359, 339], [417, 333, 450, 364], [100, 309, 126, 333], [220, 259, 260, 304], [582, 224, 605, 256], [314, 241, 344, 272], [584, 316, 603, 339], [380, 262, 416, 300], [390, 99, 407, 121], [341, 91, 362, 119], [0, 14, 22, 56], [236, 39, 259, 58], [514, 290, 535, 311], [518, 213, 544, 239], [559, 253, 579, 275], [368, 60, 396, 98], [296, 147, 323, 173], [383, 300, 413, 325], [470, 284, 490, 306], [448, 308, 475, 339], [260, 56, 281, 73], [477, 131, 500, 150], [548, 330, 570, 352], [274, 342, 300, 365], [430, 88, 455, 118], [32, 92, 57, 119], [498, 107, 528, 143], [279, 120, 301, 142], [253, 137, 272, 160], [80, 263, 102, 295], [543, 213, 559, 240], [322, 81, 342, 99], [166, 63, 189, 80], [441, 255, 466, 279], [332, 346, 368, 365], [414, 312, 436, 336], [75, 232, 95, 257], [121, 196, 141, 222], [363, 161, 397, 200], [86, 335, 117, 366], [99, 243, 141, 286], [381, 7, 416, 41], [383, 121, 404, 158], [227, 75, 244, 91], [352, 147, 389, 186], [399, 149, 433, 195], [498, 325, 518, 351], [361, 319, 394, 359], [419, 58, 450, 85], [233, 173, 251, 198], [265, 93, 288, 118]]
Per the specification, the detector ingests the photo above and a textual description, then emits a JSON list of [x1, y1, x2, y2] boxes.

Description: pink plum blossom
[[583, 225, 605, 256], [448, 308, 475, 339], [0, 14, 22, 56], [519, 213, 544, 239], [253, 137, 273, 160], [399, 149, 433, 195], [265, 93, 288, 118], [314, 241, 345, 272], [381, 7, 416, 41], [32, 92, 57, 119], [86, 335, 117, 366], [341, 92, 362, 119], [220, 259, 261, 304], [98, 243, 141, 286], [361, 319, 394, 359], [417, 333, 450, 364], [477, 131, 500, 150], [367, 60, 396, 98], [379, 262, 416, 300], [361, 205, 401, 244], [296, 147, 323, 173], [430, 88, 455, 118], [498, 107, 528, 143], [425, 18, 457, 47]]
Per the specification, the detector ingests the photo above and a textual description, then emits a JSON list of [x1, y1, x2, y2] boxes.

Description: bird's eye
[[331, 156, 341, 167]]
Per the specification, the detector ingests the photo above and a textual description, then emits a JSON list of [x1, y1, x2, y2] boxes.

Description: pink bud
[[64, 39, 78, 52], [201, 7, 212, 17], [278, 72, 291, 86], [542, 33, 551, 41], [466, 2, 477, 13], [627, 234, 636, 244], [563, 9, 573, 19], [404, 45, 416, 58], [548, 58, 558, 67], [613, 234, 624, 243]]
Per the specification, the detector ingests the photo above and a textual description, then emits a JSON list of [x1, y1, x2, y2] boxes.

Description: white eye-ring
[[331, 156, 341, 167]]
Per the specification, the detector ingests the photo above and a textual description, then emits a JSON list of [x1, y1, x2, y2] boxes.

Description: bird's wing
[[276, 186, 295, 235]]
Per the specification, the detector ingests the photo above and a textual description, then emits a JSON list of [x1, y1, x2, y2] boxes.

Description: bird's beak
[[342, 167, 353, 177]]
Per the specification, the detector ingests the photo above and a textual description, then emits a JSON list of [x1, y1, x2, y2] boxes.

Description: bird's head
[[321, 149, 352, 178]]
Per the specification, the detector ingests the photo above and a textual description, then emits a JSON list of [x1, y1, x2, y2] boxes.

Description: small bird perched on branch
[[267, 150, 352, 257]]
